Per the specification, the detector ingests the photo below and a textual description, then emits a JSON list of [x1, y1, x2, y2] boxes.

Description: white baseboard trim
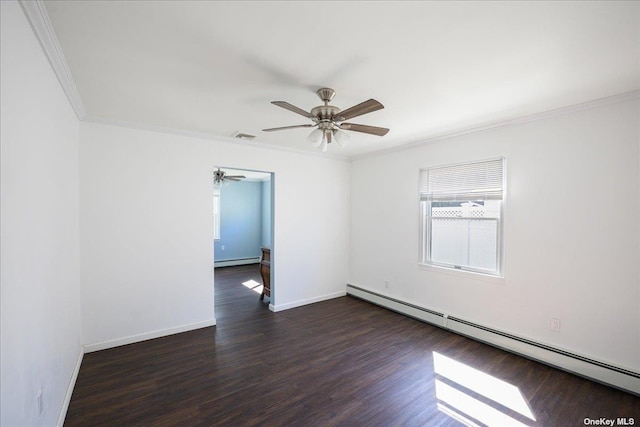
[[214, 257, 260, 268], [56, 346, 83, 427], [270, 290, 346, 312], [83, 319, 216, 353], [347, 283, 640, 396]]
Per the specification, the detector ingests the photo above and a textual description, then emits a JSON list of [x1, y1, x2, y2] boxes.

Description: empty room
[[1, 1, 639, 426]]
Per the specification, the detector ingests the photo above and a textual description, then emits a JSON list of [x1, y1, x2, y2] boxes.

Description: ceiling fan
[[262, 88, 389, 152], [214, 168, 245, 188]]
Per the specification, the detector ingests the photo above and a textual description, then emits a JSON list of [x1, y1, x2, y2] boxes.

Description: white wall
[[79, 122, 350, 348], [350, 97, 640, 372], [0, 2, 82, 426]]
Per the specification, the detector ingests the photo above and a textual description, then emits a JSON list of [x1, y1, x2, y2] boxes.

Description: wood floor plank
[[65, 264, 639, 426]]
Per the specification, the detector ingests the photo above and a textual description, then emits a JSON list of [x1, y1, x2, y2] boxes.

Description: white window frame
[[419, 158, 505, 277], [213, 189, 221, 241]]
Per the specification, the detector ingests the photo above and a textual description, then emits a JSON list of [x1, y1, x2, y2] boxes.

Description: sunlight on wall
[[433, 352, 536, 426]]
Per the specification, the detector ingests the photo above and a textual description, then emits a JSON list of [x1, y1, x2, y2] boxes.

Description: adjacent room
[[1, 1, 639, 426], [213, 167, 273, 301]]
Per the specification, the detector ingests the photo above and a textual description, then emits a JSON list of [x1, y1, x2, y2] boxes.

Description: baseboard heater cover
[[214, 257, 261, 268], [346, 283, 640, 396]]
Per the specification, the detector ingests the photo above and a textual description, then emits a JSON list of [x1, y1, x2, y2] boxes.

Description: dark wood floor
[[65, 265, 639, 426]]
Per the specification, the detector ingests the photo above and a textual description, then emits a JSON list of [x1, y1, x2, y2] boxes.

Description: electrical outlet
[[551, 318, 561, 332], [36, 388, 43, 416], [385, 280, 390, 289], [221, 245, 225, 251]]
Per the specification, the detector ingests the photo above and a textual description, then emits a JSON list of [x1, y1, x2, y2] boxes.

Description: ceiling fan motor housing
[[311, 105, 341, 121]]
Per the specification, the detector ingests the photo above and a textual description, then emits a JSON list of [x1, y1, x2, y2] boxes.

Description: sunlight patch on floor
[[433, 351, 535, 426], [437, 402, 481, 427], [242, 279, 263, 294]]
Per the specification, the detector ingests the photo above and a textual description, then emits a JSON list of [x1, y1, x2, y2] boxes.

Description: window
[[213, 189, 221, 240], [420, 158, 504, 276]]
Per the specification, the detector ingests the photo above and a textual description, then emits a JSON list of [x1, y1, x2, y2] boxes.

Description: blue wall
[[214, 180, 270, 262]]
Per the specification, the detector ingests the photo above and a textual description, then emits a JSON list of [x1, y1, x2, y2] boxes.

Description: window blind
[[420, 158, 504, 201]]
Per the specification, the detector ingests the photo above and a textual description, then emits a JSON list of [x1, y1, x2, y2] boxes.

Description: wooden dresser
[[260, 247, 271, 301]]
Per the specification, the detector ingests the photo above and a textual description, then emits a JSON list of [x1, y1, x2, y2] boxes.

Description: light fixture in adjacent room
[[213, 168, 245, 189]]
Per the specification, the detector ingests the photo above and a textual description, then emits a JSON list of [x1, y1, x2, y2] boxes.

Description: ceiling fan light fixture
[[214, 177, 231, 188], [266, 88, 388, 152], [333, 129, 350, 147], [214, 168, 245, 188], [319, 137, 328, 152], [307, 128, 324, 147]]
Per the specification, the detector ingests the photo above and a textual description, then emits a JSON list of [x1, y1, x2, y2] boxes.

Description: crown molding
[[19, 0, 87, 119], [17, 0, 637, 163], [17, 0, 338, 161], [83, 116, 350, 162], [351, 90, 640, 162]]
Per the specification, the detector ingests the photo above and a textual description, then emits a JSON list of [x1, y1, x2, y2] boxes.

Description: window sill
[[418, 263, 505, 285]]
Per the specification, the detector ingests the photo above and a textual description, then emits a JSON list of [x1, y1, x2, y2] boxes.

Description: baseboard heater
[[346, 284, 640, 396], [214, 257, 261, 268]]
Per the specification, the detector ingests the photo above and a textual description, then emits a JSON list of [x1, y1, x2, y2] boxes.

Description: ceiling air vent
[[231, 131, 256, 140]]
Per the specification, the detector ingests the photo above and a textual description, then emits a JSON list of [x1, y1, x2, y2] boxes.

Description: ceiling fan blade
[[226, 175, 246, 179], [335, 99, 384, 121], [262, 124, 315, 132], [341, 123, 390, 136], [225, 177, 242, 181], [271, 101, 316, 119]]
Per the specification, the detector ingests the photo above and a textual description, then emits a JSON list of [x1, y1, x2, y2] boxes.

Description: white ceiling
[[43, 1, 639, 158]]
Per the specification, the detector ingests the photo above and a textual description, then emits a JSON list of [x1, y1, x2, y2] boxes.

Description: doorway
[[213, 167, 274, 308]]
